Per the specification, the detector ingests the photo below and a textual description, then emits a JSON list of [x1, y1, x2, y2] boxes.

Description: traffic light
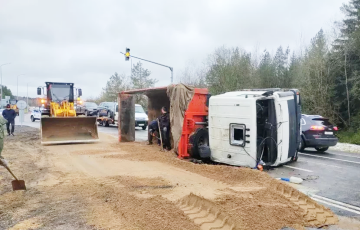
[[125, 48, 130, 61]]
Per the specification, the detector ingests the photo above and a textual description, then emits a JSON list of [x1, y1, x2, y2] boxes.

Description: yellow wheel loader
[[37, 82, 99, 145]]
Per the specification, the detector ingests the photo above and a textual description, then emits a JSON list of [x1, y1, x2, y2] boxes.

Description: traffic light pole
[[120, 52, 173, 83]]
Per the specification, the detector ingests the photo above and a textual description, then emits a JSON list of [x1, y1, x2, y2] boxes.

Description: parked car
[[98, 102, 117, 118], [299, 114, 338, 152], [97, 103, 148, 129], [30, 107, 43, 122], [135, 104, 148, 130], [76, 102, 98, 116]]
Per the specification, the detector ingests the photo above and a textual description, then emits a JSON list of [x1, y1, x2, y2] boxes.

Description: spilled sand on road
[[0, 127, 352, 230]]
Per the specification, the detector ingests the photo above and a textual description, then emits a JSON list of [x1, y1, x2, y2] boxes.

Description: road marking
[[283, 165, 313, 172], [311, 194, 360, 212], [297, 160, 341, 169], [299, 153, 360, 164], [328, 152, 360, 159], [310, 195, 360, 215]]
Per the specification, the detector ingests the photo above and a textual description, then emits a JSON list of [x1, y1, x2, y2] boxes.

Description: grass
[[337, 131, 360, 145]]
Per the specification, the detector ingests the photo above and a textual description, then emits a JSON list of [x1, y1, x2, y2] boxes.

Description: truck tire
[[298, 138, 305, 152], [142, 126, 147, 130], [104, 120, 110, 127], [31, 116, 35, 122], [189, 128, 209, 159]]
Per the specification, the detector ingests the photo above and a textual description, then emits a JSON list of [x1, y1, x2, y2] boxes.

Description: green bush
[[337, 131, 360, 145]]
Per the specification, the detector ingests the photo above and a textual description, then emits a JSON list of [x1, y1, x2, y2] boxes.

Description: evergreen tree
[[130, 61, 158, 107]]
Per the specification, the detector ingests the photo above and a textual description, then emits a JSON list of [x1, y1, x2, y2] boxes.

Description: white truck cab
[[208, 88, 301, 168]]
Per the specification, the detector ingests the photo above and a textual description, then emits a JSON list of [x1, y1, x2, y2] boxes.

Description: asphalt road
[[267, 148, 360, 219], [12, 114, 360, 219]]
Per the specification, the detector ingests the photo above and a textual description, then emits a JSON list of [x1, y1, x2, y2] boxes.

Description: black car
[[76, 102, 98, 116], [97, 102, 117, 118], [299, 114, 338, 152]]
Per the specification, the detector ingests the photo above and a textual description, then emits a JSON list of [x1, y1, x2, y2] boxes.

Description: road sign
[[17, 100, 27, 109], [17, 100, 27, 127]]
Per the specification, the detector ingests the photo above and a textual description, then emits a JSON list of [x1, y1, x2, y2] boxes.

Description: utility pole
[[120, 51, 174, 84], [27, 83, 28, 109], [0, 63, 10, 99]]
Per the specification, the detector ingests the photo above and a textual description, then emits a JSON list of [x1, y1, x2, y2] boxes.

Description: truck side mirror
[[78, 89, 82, 97], [37, 87, 42, 95]]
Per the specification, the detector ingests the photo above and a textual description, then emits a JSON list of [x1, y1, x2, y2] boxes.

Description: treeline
[[87, 61, 157, 108], [179, 0, 360, 137]]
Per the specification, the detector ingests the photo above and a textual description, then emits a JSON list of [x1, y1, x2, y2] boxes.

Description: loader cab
[[37, 82, 76, 116], [208, 89, 301, 168], [45, 82, 74, 103]]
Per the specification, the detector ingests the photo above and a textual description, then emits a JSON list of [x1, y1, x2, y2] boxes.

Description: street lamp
[[0, 63, 11, 99], [16, 74, 25, 100]]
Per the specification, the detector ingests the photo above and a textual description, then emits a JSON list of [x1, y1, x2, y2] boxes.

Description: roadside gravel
[[330, 142, 360, 154]]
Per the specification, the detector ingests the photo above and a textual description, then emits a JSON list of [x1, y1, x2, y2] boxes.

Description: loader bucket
[[40, 117, 99, 145]]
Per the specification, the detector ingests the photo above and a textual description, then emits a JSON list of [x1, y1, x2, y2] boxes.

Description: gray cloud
[[0, 0, 345, 99]]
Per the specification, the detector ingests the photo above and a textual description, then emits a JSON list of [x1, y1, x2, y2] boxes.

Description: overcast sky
[[0, 0, 346, 99]]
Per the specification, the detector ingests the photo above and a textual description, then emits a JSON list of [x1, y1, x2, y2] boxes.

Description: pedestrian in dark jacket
[[159, 106, 171, 150], [2, 104, 16, 136]]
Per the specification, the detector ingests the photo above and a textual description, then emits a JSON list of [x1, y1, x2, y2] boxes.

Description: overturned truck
[[119, 85, 301, 168]]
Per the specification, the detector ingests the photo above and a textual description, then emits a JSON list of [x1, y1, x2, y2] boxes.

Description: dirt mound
[[0, 128, 341, 230], [109, 141, 339, 229]]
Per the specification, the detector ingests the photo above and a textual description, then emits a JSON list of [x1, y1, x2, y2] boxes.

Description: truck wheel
[[142, 126, 147, 130], [31, 116, 35, 122], [189, 128, 209, 159], [104, 121, 110, 127], [298, 138, 305, 152]]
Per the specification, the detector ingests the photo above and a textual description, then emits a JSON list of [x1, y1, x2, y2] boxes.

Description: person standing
[[159, 106, 171, 150], [0, 114, 9, 167], [2, 104, 16, 136]]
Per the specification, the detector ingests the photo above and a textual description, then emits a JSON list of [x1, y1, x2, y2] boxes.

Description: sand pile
[[109, 141, 338, 229]]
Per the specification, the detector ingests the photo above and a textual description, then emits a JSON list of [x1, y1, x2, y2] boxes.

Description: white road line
[[311, 194, 360, 212], [283, 165, 313, 172], [328, 152, 360, 159], [312, 198, 360, 215], [297, 160, 341, 169], [299, 153, 360, 164]]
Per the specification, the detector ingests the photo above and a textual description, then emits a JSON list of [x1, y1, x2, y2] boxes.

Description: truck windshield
[[50, 85, 72, 102], [135, 106, 145, 113]]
